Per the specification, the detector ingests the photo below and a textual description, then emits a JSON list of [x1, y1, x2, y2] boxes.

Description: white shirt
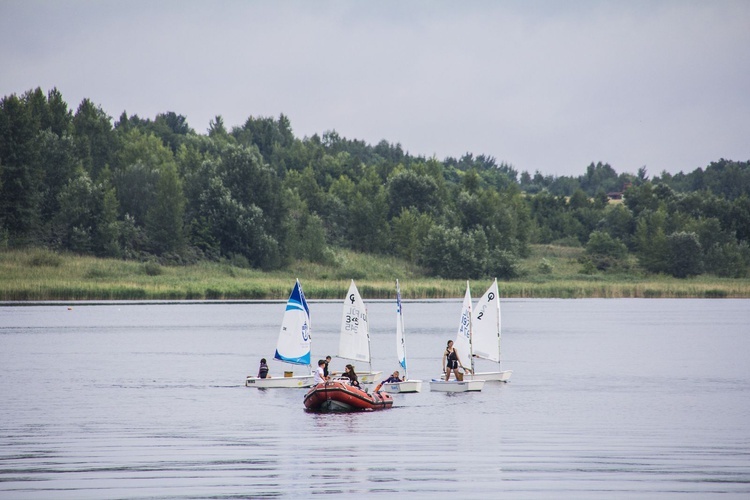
[[313, 365, 326, 385]]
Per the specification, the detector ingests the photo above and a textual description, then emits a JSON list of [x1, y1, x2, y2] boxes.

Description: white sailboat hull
[[465, 379, 485, 391], [473, 370, 512, 382], [357, 371, 383, 384], [429, 379, 469, 392], [245, 374, 314, 388], [381, 379, 423, 394]]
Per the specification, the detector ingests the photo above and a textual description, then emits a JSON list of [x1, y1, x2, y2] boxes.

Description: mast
[[467, 280, 476, 376], [365, 297, 373, 376], [396, 279, 408, 380], [494, 277, 501, 371], [299, 278, 312, 373]]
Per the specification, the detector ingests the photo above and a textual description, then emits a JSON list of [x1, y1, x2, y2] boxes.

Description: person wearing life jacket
[[375, 371, 403, 391], [257, 358, 270, 379]]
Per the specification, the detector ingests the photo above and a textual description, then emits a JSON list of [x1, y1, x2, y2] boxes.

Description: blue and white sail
[[382, 279, 421, 393], [274, 279, 312, 366], [396, 280, 407, 375]]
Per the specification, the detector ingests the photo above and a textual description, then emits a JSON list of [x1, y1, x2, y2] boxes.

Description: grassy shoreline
[[2, 247, 749, 301]]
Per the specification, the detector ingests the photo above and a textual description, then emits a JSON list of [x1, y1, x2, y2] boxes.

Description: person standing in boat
[[324, 355, 332, 378], [313, 359, 327, 385], [341, 364, 361, 388], [257, 358, 270, 379], [443, 340, 470, 381]]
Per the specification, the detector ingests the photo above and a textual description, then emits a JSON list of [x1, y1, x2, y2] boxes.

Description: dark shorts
[[447, 360, 458, 369]]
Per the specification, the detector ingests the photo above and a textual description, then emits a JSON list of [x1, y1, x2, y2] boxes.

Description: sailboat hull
[[381, 379, 423, 394], [465, 379, 485, 391], [357, 371, 383, 384], [429, 377, 485, 392], [473, 370, 512, 382], [430, 380, 465, 392], [304, 381, 394, 412], [245, 374, 314, 388]]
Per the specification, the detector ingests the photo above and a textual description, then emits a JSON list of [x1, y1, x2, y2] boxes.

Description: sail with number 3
[[337, 280, 382, 383]]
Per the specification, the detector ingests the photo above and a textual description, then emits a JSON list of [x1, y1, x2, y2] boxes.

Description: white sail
[[338, 280, 371, 363], [472, 278, 501, 362], [430, 281, 484, 392], [453, 282, 473, 370], [274, 279, 312, 366], [471, 278, 512, 382]]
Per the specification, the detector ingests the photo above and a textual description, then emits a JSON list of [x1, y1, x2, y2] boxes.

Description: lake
[[1, 298, 749, 498]]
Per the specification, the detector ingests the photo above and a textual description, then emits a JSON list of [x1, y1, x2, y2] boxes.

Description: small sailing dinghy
[[245, 279, 314, 388], [471, 278, 512, 382], [379, 280, 422, 394], [304, 379, 394, 412], [336, 280, 382, 384], [430, 282, 485, 392]]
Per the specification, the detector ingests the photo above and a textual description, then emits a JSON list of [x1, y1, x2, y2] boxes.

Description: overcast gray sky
[[2, 0, 749, 177]]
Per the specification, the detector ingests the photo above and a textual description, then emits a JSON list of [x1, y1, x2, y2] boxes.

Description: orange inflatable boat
[[304, 380, 394, 412]]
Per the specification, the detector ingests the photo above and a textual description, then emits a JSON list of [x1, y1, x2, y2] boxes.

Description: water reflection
[[1, 300, 749, 498]]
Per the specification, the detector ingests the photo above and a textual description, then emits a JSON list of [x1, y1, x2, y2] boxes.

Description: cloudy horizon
[[2, 0, 749, 177]]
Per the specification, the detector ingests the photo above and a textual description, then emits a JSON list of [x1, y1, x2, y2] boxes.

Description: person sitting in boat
[[340, 364, 361, 388], [374, 371, 403, 392], [257, 358, 270, 379], [313, 359, 327, 385], [443, 340, 471, 381]]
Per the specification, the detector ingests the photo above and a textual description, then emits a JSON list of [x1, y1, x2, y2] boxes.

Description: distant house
[[607, 191, 623, 201]]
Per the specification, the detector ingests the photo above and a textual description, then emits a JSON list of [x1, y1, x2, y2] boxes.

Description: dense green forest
[[1, 87, 749, 279]]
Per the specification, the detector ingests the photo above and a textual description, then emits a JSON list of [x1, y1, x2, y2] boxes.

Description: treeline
[[1, 87, 749, 279]]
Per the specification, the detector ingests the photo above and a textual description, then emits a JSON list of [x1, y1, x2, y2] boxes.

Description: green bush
[[26, 249, 63, 267], [667, 232, 703, 278], [143, 261, 163, 276], [538, 258, 553, 274]]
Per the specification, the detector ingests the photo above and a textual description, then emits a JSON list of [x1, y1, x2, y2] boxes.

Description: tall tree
[[72, 98, 115, 178], [666, 232, 703, 278], [634, 209, 669, 273], [0, 93, 40, 237], [112, 128, 175, 224], [145, 161, 186, 255]]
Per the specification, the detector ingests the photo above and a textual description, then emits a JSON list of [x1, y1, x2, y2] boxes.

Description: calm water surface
[[1, 298, 749, 499]]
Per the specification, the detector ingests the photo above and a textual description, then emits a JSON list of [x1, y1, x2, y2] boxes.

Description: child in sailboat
[[374, 371, 403, 392], [257, 358, 270, 379]]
